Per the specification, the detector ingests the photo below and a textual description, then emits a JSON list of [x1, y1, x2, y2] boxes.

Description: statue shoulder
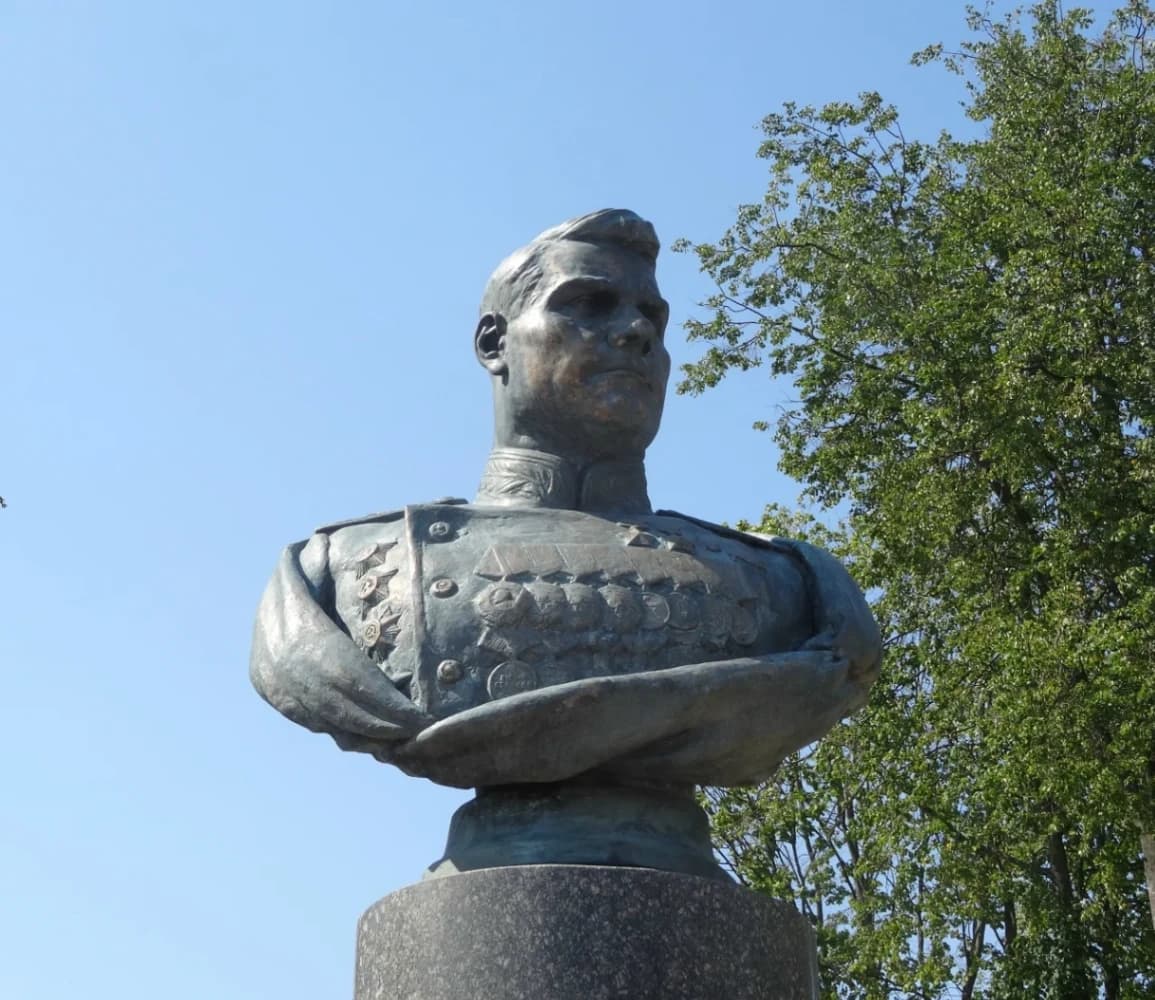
[[655, 508, 782, 554], [311, 498, 470, 575], [314, 497, 469, 535]]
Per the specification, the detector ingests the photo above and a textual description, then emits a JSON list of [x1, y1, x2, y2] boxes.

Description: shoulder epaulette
[[657, 508, 818, 611], [315, 497, 468, 534], [655, 508, 780, 551]]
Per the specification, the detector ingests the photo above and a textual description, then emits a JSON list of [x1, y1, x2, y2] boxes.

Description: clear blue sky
[[0, 2, 1116, 997]]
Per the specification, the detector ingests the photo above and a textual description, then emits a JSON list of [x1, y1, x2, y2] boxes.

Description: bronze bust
[[251, 209, 880, 879]]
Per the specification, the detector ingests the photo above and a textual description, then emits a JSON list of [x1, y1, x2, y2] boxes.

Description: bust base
[[426, 780, 727, 881]]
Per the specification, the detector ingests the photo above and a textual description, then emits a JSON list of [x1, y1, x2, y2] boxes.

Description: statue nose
[[607, 315, 657, 353]]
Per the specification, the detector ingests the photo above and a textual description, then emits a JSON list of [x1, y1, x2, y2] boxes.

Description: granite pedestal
[[354, 864, 818, 1000]]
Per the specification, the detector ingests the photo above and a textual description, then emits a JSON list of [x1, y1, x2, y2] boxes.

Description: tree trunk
[[960, 920, 985, 1000], [1003, 897, 1017, 950], [1141, 831, 1155, 935], [1047, 831, 1095, 998]]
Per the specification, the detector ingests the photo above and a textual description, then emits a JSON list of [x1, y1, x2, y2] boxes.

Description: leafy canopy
[[681, 3, 1155, 995]]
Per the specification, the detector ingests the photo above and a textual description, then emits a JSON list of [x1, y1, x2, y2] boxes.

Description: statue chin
[[580, 401, 662, 451], [506, 410, 660, 463]]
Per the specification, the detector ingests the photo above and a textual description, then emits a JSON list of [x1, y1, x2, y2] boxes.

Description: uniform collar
[[476, 447, 652, 515]]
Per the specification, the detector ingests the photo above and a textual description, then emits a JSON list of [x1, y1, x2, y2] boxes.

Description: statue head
[[475, 209, 671, 463]]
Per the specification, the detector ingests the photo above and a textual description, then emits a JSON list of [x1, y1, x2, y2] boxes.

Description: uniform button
[[362, 621, 381, 646], [428, 521, 453, 540], [430, 577, 457, 598], [437, 659, 463, 684], [357, 574, 380, 599]]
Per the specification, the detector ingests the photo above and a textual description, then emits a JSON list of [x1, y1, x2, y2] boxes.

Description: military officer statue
[[251, 209, 881, 999]]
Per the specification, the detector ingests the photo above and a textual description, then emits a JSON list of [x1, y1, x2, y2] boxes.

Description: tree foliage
[[682, 4, 1155, 995]]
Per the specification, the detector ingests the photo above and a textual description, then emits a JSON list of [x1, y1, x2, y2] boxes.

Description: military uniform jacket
[[250, 450, 881, 789]]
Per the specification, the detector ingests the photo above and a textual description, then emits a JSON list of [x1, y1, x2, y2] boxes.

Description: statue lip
[[591, 366, 653, 388]]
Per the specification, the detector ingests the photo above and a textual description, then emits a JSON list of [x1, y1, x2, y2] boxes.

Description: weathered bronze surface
[[251, 209, 881, 876]]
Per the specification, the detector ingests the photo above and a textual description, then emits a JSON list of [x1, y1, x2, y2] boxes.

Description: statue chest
[[328, 504, 808, 720]]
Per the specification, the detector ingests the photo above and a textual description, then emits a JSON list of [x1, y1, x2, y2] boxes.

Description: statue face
[[491, 240, 671, 460]]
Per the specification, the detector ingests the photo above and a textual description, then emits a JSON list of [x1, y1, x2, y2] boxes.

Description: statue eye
[[639, 301, 667, 332], [571, 289, 618, 313]]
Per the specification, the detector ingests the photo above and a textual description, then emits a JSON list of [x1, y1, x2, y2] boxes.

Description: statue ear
[[475, 313, 508, 375]]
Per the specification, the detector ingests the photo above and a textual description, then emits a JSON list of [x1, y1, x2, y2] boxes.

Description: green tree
[[681, 3, 1155, 995]]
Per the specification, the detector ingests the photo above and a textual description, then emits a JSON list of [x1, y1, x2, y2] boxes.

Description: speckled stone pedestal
[[354, 864, 818, 1000]]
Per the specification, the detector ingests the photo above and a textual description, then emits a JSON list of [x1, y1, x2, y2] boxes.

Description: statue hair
[[480, 209, 659, 320]]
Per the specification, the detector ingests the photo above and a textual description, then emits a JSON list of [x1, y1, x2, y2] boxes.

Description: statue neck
[[475, 447, 652, 515]]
